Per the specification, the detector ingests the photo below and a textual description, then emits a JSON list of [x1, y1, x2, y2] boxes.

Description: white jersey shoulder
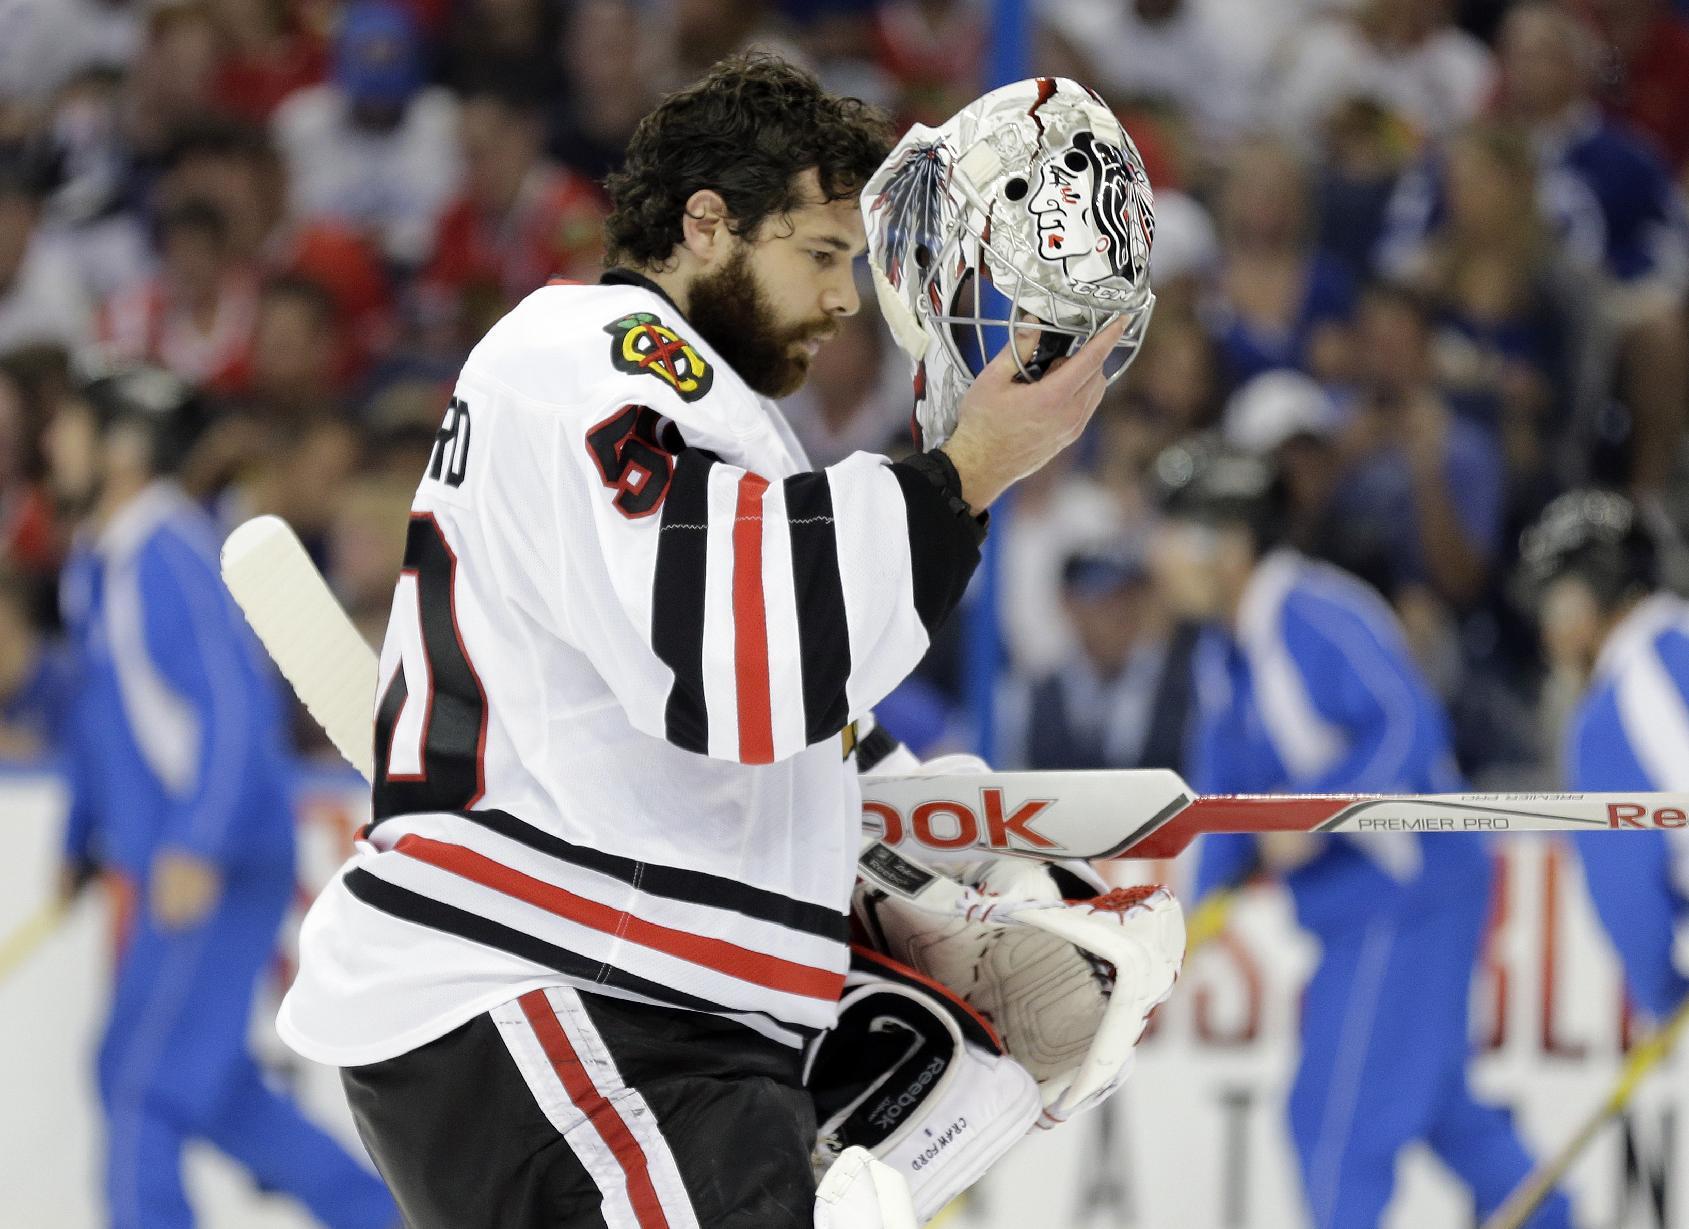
[[465, 281, 776, 458]]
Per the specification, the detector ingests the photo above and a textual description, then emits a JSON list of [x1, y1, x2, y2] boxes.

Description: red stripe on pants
[[518, 990, 672, 1229], [732, 473, 774, 764]]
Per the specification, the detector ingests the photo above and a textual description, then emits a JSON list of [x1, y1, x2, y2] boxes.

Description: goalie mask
[[862, 77, 1157, 450]]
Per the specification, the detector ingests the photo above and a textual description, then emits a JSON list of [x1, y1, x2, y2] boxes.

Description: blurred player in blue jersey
[[44, 366, 396, 1229], [1520, 490, 1689, 1020], [1149, 438, 1570, 1229]]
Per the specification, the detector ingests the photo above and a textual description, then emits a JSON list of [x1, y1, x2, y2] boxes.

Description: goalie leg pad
[[805, 958, 1041, 1223]]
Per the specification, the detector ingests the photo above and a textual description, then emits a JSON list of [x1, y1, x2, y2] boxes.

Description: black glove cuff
[[902, 449, 988, 545]]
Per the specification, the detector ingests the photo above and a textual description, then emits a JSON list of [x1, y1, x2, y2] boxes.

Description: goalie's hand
[[943, 313, 1128, 511], [858, 855, 1184, 1132], [1022, 883, 1184, 1126], [956, 865, 1184, 1124]]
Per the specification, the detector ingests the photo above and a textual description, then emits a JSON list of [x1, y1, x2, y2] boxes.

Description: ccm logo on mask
[[865, 789, 1058, 852], [1608, 803, 1689, 829]]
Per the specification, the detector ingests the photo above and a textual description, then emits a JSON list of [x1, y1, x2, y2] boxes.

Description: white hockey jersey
[[278, 270, 983, 1064]]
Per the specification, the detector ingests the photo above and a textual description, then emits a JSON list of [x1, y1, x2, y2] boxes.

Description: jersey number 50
[[372, 513, 489, 821], [586, 404, 676, 518]]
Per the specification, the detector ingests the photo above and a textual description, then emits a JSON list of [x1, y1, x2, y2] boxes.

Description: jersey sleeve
[[129, 531, 271, 864], [552, 404, 985, 765]]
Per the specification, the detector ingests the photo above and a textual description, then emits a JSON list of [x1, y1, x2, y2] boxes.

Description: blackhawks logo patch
[[604, 312, 713, 401]]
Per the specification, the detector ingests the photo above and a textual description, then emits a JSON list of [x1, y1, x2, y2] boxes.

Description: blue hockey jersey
[[58, 482, 295, 879], [1565, 593, 1689, 1017], [1188, 550, 1479, 923]]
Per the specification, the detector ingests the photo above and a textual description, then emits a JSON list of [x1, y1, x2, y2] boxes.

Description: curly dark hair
[[604, 52, 893, 268]]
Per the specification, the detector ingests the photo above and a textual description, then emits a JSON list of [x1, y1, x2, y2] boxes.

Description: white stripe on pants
[[491, 986, 701, 1229]]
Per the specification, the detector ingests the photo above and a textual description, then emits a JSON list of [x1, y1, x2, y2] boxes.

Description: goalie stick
[[220, 515, 1681, 862], [0, 899, 65, 987]]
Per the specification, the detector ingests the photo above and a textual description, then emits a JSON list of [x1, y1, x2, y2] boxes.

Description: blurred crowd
[[0, 0, 1687, 783]]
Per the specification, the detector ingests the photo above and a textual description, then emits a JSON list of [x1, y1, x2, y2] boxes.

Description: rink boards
[[1, 767, 1683, 1229]]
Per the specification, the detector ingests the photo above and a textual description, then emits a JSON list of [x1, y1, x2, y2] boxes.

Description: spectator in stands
[[440, 0, 563, 99], [158, 119, 392, 364], [249, 275, 348, 417], [98, 198, 259, 396], [37, 66, 152, 301], [1494, 2, 1689, 499], [206, 0, 328, 125], [273, 0, 461, 267], [1097, 308, 1223, 491], [325, 473, 414, 645], [1315, 96, 1415, 280], [122, 2, 224, 184], [1391, 124, 1583, 516], [1271, 0, 1495, 150], [0, 346, 75, 573], [1326, 282, 1503, 609], [1207, 137, 1357, 389], [548, 0, 669, 180], [183, 277, 359, 556], [1142, 187, 1219, 319], [1576, 0, 1689, 183], [0, 148, 93, 357], [421, 85, 606, 351], [0, 565, 72, 759], [673, 0, 789, 82], [1037, 0, 1251, 143], [871, 0, 987, 126], [1000, 543, 1197, 773], [0, 361, 58, 577], [0, 0, 138, 107], [1221, 368, 1345, 559], [159, 120, 281, 268]]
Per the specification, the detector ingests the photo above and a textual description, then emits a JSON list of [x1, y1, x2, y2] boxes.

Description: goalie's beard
[[687, 243, 834, 400]]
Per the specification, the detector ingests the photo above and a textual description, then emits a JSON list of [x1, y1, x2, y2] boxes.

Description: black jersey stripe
[[651, 450, 714, 753], [784, 472, 851, 745], [450, 807, 848, 942], [343, 869, 822, 1044]]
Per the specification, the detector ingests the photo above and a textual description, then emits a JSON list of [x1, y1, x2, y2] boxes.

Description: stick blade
[[221, 515, 378, 782]]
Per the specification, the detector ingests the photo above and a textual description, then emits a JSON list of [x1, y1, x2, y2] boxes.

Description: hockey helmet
[[82, 363, 211, 477], [1516, 489, 1656, 613], [862, 77, 1157, 450], [1150, 435, 1286, 549]]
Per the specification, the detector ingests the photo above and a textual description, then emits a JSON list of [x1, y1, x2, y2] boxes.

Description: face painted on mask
[[1028, 130, 1151, 288]]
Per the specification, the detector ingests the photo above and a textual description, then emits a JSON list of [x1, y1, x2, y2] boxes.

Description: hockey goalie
[[263, 55, 1179, 1229]]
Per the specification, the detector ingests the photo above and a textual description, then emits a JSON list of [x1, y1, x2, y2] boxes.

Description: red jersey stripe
[[731, 473, 775, 764], [394, 835, 844, 1000], [517, 990, 671, 1229]]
